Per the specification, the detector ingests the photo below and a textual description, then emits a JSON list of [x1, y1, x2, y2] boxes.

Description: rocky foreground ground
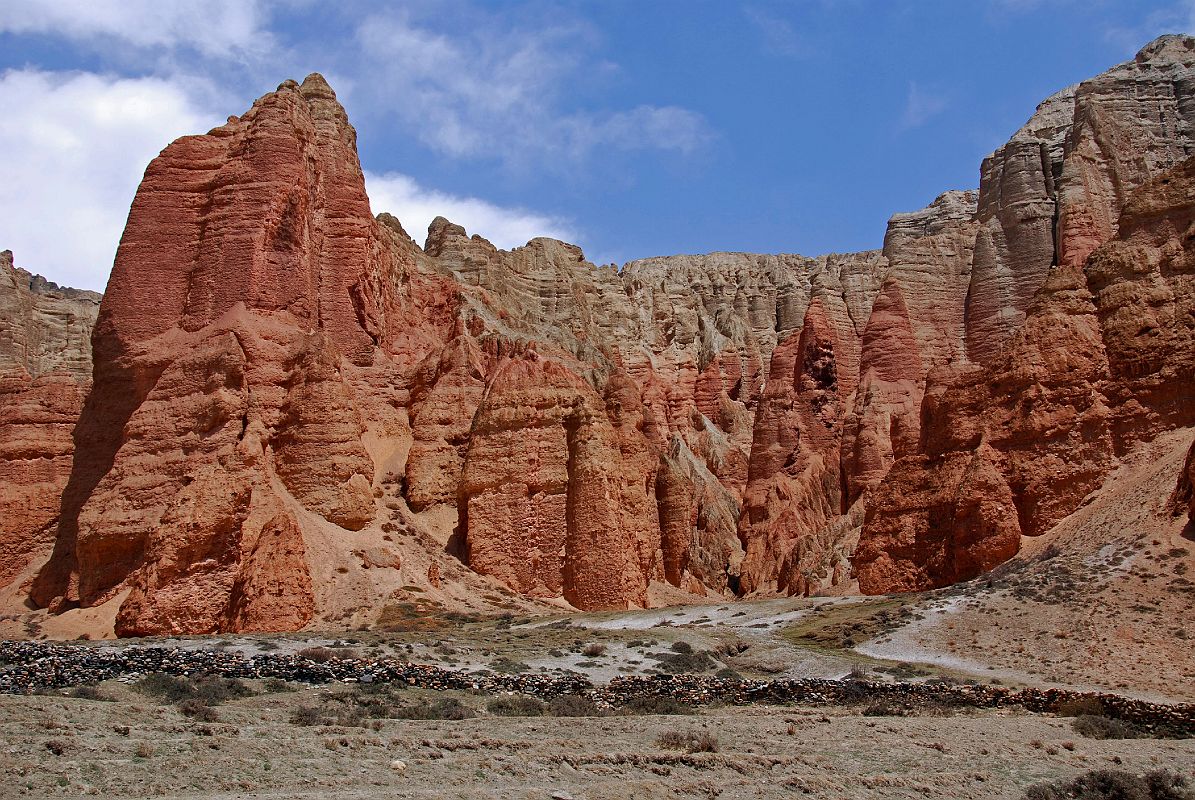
[[2, 598, 1193, 799]]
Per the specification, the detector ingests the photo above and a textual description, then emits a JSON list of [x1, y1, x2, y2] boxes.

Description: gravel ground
[[2, 684, 1192, 800]]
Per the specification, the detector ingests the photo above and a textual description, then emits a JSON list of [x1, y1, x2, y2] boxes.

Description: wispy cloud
[[900, 82, 949, 130], [0, 69, 221, 291], [0, 2, 708, 285], [0, 0, 274, 59], [1103, 0, 1195, 55], [364, 171, 578, 252], [354, 12, 713, 166], [744, 6, 807, 58]]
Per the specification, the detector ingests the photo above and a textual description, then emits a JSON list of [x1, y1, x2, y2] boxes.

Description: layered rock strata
[[30, 76, 402, 633], [0, 252, 99, 588], [857, 152, 1195, 593], [2, 36, 1192, 632]]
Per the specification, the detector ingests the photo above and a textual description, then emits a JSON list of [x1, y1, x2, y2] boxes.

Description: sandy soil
[[859, 428, 1195, 702], [2, 680, 1191, 800]]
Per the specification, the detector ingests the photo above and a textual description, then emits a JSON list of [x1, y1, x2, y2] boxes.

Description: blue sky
[[1, 0, 1192, 291]]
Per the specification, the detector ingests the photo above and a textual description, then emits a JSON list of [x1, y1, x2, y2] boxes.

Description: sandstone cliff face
[[1174, 439, 1195, 524], [856, 152, 1195, 594], [1176, 440, 1195, 526], [966, 87, 1074, 366], [854, 37, 1195, 594], [30, 76, 402, 633], [0, 252, 99, 591], [7, 36, 1195, 632], [1056, 36, 1195, 271], [966, 35, 1195, 365], [0, 251, 99, 379]]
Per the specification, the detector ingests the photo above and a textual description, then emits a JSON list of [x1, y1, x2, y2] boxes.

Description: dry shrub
[[1072, 714, 1141, 740], [548, 695, 601, 717], [862, 699, 909, 717], [656, 729, 719, 753], [715, 640, 749, 657], [618, 695, 691, 715], [69, 684, 111, 701], [1057, 697, 1106, 717], [297, 647, 341, 662], [390, 698, 475, 720], [134, 673, 252, 706], [1024, 769, 1192, 800], [179, 699, 221, 722], [290, 706, 328, 727], [487, 695, 545, 717]]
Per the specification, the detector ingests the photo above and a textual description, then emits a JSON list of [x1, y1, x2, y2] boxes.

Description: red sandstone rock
[[1172, 440, 1195, 523], [460, 354, 655, 609], [1056, 36, 1195, 271], [7, 36, 1194, 631], [30, 75, 396, 632], [966, 87, 1073, 365], [0, 372, 89, 587], [0, 251, 98, 591], [1085, 155, 1195, 444], [856, 154, 1195, 594]]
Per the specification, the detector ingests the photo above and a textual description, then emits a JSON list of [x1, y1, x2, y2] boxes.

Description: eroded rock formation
[[30, 76, 404, 633], [0, 252, 99, 589], [857, 152, 1195, 593], [2, 36, 1193, 633]]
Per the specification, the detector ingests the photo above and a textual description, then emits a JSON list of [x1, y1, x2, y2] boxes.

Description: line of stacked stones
[[1, 641, 1190, 735]]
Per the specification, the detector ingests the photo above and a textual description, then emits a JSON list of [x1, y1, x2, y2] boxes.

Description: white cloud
[[1104, 1, 1195, 54], [900, 82, 949, 130], [364, 171, 578, 252], [0, 69, 219, 291], [355, 14, 712, 165], [0, 0, 271, 58], [744, 7, 808, 58]]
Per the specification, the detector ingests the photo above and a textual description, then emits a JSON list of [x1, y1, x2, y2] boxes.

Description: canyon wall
[[856, 36, 1195, 592], [2, 36, 1192, 633], [0, 251, 99, 589]]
